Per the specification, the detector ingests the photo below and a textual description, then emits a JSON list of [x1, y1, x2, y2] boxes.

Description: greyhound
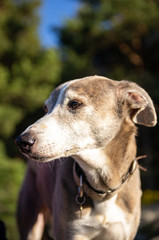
[[16, 76, 157, 240]]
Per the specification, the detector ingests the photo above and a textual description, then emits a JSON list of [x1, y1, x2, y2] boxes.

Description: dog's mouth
[[18, 146, 82, 162], [16, 144, 53, 162], [18, 149, 53, 162]]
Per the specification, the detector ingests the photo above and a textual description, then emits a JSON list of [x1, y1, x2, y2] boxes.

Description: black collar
[[74, 158, 138, 196]]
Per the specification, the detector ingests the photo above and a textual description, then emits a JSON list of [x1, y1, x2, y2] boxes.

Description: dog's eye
[[43, 105, 48, 114], [68, 100, 83, 110]]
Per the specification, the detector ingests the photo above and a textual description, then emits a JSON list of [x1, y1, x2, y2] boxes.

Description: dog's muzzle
[[15, 132, 36, 155]]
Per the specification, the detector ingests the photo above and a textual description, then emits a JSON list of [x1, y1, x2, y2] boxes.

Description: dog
[[16, 76, 157, 240]]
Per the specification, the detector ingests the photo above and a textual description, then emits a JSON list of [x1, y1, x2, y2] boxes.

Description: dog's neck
[[73, 158, 137, 200], [73, 118, 137, 200], [105, 118, 137, 176]]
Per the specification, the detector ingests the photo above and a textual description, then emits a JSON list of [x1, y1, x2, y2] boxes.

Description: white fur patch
[[74, 148, 108, 169], [55, 82, 69, 107], [72, 195, 131, 240]]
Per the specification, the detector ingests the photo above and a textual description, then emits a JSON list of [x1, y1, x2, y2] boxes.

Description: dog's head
[[16, 76, 157, 163]]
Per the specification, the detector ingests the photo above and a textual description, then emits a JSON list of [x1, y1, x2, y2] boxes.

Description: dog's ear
[[120, 81, 157, 127]]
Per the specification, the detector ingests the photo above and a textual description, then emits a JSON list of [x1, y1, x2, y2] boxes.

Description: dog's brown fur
[[16, 76, 157, 240]]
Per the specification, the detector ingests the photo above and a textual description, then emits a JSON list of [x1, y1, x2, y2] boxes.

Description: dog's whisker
[[48, 162, 54, 174]]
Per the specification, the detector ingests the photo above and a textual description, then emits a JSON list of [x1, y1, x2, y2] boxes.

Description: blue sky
[[38, 0, 79, 47]]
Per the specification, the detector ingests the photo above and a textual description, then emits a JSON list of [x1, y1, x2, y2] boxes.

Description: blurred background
[[0, 0, 159, 239]]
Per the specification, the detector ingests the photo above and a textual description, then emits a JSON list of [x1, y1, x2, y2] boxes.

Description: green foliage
[[0, 141, 25, 240], [0, 0, 61, 145], [0, 1, 61, 239], [58, 0, 159, 85], [142, 189, 159, 205]]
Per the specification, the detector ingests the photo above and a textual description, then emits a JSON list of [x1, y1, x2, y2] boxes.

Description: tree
[[0, 0, 61, 156], [57, 0, 159, 189], [57, 0, 159, 82], [0, 1, 61, 239]]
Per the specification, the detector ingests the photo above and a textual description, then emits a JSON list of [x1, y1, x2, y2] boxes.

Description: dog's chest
[[71, 195, 131, 240]]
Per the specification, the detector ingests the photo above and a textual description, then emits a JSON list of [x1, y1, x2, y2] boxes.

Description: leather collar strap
[[73, 158, 138, 198]]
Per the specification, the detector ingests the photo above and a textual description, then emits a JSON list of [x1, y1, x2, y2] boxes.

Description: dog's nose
[[15, 133, 36, 153]]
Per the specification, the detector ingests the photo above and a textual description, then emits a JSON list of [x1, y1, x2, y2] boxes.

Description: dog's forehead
[[66, 77, 118, 111], [46, 76, 117, 107], [68, 76, 116, 98]]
